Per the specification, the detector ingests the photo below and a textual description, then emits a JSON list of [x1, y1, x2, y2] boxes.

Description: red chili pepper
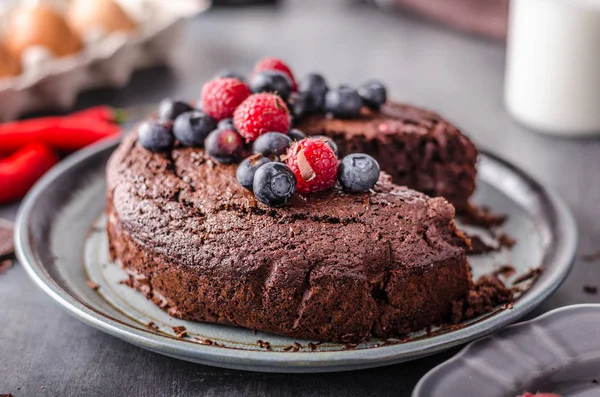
[[0, 116, 121, 152], [71, 106, 125, 124], [0, 143, 58, 203]]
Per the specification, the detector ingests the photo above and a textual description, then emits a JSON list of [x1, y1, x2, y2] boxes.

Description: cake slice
[[297, 102, 478, 211], [107, 131, 472, 343]]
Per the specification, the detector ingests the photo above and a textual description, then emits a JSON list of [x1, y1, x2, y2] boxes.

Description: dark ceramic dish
[[414, 304, 600, 397], [15, 138, 576, 372]]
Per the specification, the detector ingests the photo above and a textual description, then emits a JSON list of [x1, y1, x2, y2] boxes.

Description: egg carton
[[0, 0, 209, 121]]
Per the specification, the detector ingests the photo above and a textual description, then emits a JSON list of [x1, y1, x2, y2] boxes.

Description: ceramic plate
[[413, 304, 600, 397], [15, 138, 577, 373]]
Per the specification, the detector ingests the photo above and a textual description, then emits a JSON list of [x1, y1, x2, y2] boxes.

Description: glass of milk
[[505, 0, 600, 137]]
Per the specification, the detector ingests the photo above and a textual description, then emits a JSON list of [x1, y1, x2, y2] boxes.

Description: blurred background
[[3, 0, 600, 396]]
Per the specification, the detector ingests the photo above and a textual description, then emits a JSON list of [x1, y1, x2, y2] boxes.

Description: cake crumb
[[307, 342, 317, 351], [193, 337, 225, 347], [452, 275, 513, 324], [256, 340, 271, 350], [283, 345, 293, 352], [591, 378, 598, 384], [86, 280, 100, 290], [460, 204, 506, 228], [0, 393, 14, 397], [497, 233, 516, 248], [145, 321, 159, 331], [494, 265, 516, 278], [468, 234, 496, 255], [119, 278, 133, 287], [583, 285, 598, 295], [172, 326, 187, 338], [194, 337, 214, 345], [513, 268, 544, 285]]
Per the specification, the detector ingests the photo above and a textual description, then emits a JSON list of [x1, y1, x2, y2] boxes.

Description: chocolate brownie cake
[[297, 103, 478, 211], [107, 131, 472, 343], [105, 58, 496, 343]]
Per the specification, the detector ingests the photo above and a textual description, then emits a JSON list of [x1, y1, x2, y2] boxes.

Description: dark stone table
[[2, 1, 599, 395]]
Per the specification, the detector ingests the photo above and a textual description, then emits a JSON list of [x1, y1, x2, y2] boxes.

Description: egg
[[0, 42, 21, 78], [6, 4, 83, 60], [66, 0, 137, 39]]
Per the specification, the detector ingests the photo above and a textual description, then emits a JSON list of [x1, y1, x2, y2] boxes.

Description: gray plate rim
[[15, 138, 578, 372], [412, 303, 600, 396]]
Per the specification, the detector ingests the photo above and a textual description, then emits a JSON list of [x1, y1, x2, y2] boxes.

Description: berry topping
[[253, 162, 297, 207], [201, 78, 251, 121], [205, 128, 244, 163], [217, 118, 235, 131], [288, 91, 310, 122], [214, 69, 245, 81], [158, 99, 193, 122], [338, 153, 380, 193], [298, 73, 328, 112], [249, 70, 293, 101], [285, 138, 338, 194], [312, 135, 338, 157], [325, 87, 363, 118], [288, 128, 306, 141], [236, 153, 271, 191], [358, 81, 387, 110], [138, 120, 174, 152], [252, 57, 297, 91], [173, 110, 216, 147], [252, 132, 292, 158], [233, 93, 291, 142]]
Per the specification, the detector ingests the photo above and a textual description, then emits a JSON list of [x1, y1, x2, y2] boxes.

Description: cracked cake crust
[[107, 127, 472, 343]]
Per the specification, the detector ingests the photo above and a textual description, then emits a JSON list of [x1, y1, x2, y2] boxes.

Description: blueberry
[[158, 98, 193, 122], [236, 154, 271, 191], [253, 162, 297, 207], [288, 128, 306, 141], [298, 73, 328, 112], [313, 135, 338, 157], [338, 154, 380, 193], [249, 70, 292, 101], [252, 132, 293, 158], [205, 128, 244, 163], [138, 120, 174, 152], [358, 81, 387, 110], [173, 110, 216, 147], [217, 118, 235, 131], [325, 87, 362, 118], [214, 69, 245, 81], [288, 91, 310, 122]]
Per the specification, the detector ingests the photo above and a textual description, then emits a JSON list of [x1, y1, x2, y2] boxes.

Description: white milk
[[505, 0, 600, 136]]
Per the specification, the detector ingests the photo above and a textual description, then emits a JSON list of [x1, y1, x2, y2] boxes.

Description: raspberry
[[285, 138, 338, 194], [252, 57, 297, 91], [233, 93, 291, 142], [201, 78, 251, 121]]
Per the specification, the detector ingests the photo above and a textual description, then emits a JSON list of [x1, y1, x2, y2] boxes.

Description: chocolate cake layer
[[297, 102, 478, 211], [106, 131, 472, 343]]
